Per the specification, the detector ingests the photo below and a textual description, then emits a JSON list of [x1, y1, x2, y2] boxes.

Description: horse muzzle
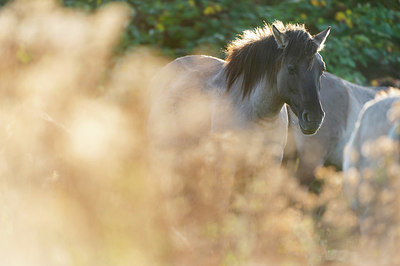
[[299, 111, 325, 135]]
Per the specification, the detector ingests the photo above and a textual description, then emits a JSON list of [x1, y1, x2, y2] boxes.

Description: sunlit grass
[[0, 0, 398, 265]]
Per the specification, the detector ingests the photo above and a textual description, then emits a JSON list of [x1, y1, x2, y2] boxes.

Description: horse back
[[344, 94, 400, 173], [148, 55, 226, 146], [152, 55, 225, 93]]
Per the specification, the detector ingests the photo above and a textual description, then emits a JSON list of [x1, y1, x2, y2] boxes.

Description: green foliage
[[273, 0, 400, 84], [119, 0, 266, 57], [2, 0, 398, 84]]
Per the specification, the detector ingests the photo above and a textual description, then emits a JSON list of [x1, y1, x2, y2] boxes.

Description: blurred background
[[2, 0, 396, 84], [0, 0, 398, 265]]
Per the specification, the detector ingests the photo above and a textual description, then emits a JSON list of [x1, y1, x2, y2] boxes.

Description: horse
[[148, 21, 331, 162], [342, 91, 400, 235], [287, 74, 389, 186]]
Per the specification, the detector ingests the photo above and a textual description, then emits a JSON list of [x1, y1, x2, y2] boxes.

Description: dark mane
[[224, 22, 319, 99]]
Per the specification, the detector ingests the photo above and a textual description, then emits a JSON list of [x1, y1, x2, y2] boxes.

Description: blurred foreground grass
[[0, 1, 399, 265]]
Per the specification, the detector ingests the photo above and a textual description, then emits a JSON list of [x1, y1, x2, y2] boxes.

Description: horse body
[[343, 93, 400, 174], [149, 21, 331, 163], [149, 54, 289, 161], [289, 72, 387, 185], [342, 93, 400, 234]]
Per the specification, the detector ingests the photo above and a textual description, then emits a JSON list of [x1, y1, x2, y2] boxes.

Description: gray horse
[[343, 92, 400, 234], [287, 74, 388, 185], [149, 21, 330, 161]]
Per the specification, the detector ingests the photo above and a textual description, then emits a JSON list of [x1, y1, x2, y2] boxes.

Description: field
[[0, 1, 399, 265]]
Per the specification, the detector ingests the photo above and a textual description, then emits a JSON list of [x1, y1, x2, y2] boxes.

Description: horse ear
[[272, 25, 288, 49], [313, 26, 331, 51]]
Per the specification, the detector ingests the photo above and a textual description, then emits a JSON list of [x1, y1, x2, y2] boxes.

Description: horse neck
[[225, 75, 283, 123]]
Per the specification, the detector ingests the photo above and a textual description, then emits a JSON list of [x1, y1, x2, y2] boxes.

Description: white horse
[[343, 91, 400, 234], [148, 21, 330, 162]]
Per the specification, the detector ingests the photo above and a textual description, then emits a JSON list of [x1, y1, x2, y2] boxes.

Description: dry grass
[[0, 1, 399, 265]]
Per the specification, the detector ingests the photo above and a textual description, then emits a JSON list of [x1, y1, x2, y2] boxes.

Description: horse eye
[[288, 65, 297, 75]]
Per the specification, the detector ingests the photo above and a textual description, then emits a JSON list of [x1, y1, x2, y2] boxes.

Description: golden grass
[[0, 1, 399, 265]]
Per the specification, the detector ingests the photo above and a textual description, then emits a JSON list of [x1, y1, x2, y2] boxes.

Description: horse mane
[[224, 21, 319, 99]]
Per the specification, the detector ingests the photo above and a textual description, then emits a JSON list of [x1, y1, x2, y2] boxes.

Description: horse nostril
[[302, 111, 310, 123]]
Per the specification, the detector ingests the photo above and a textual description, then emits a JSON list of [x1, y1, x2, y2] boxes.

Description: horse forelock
[[224, 22, 318, 99]]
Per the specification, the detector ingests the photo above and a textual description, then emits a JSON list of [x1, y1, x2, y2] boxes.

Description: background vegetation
[[0, 1, 399, 265], [2, 0, 397, 83], [59, 0, 400, 84]]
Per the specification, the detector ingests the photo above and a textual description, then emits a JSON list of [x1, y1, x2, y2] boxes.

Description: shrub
[[2, 0, 398, 84]]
